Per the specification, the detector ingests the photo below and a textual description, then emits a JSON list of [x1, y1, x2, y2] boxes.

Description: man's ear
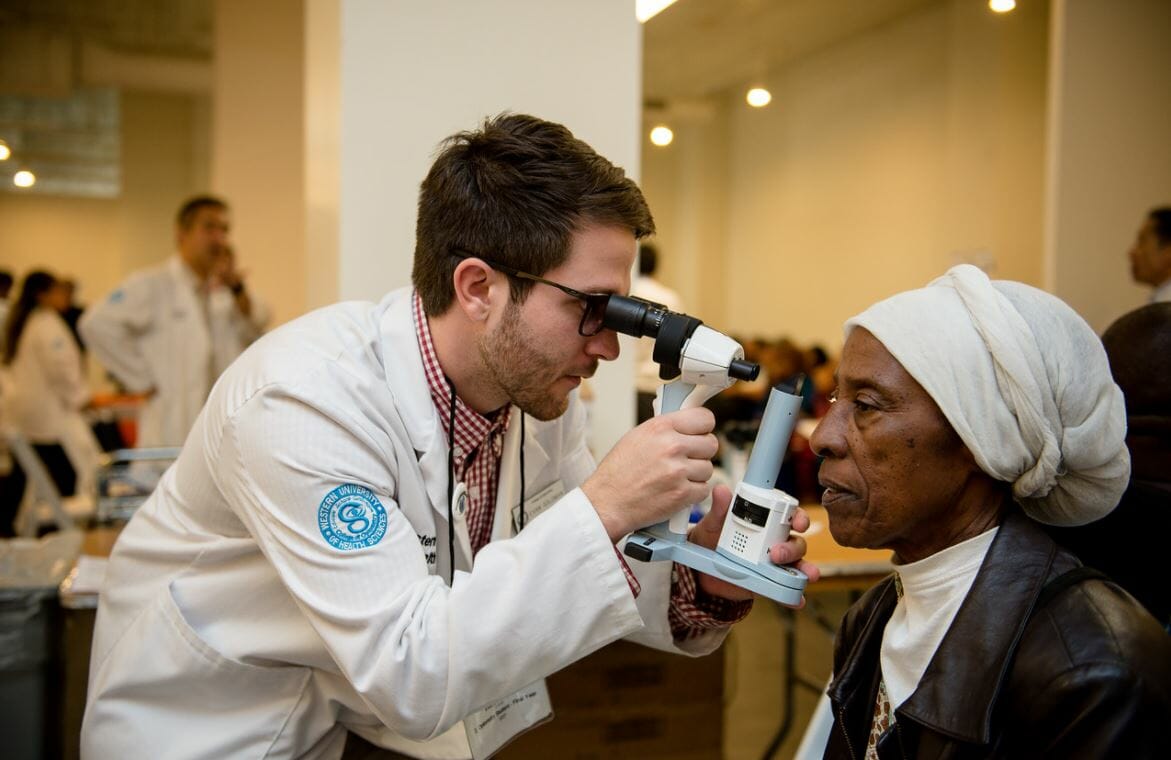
[[451, 258, 501, 325]]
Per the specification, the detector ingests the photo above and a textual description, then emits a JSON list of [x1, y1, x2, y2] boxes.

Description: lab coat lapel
[[493, 408, 551, 541], [377, 289, 476, 576], [377, 290, 449, 518]]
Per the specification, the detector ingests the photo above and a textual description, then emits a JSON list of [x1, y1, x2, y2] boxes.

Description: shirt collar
[[1151, 278, 1171, 304], [412, 291, 510, 467]]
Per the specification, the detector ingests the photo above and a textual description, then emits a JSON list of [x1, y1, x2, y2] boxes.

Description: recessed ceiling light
[[637, 0, 678, 23], [14, 169, 36, 188], [649, 125, 674, 147], [0, 140, 10, 161], [989, 0, 1016, 13], [746, 87, 772, 108]]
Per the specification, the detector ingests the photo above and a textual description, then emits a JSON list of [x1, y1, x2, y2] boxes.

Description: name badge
[[511, 479, 565, 533], [464, 679, 553, 759]]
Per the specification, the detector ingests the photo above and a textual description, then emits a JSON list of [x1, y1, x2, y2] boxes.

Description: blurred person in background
[[0, 269, 21, 535], [57, 276, 86, 354], [630, 242, 683, 422], [0, 269, 13, 357], [815, 265, 1169, 757], [1128, 205, 1171, 303], [2, 270, 102, 500], [1048, 302, 1171, 627], [80, 195, 271, 448]]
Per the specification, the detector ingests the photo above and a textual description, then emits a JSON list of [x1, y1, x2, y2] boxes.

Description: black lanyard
[[443, 378, 525, 586]]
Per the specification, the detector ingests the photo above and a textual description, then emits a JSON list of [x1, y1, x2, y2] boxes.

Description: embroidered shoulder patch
[[318, 484, 388, 550]]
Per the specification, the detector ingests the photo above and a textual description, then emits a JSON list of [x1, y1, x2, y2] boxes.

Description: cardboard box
[[501, 699, 722, 759], [545, 640, 724, 710], [500, 641, 725, 759]]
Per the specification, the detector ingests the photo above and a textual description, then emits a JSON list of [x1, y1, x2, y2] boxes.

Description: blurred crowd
[[709, 334, 837, 505], [0, 195, 270, 537]]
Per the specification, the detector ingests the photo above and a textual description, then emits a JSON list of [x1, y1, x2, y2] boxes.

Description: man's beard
[[478, 301, 588, 421]]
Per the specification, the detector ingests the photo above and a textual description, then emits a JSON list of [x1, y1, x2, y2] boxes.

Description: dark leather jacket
[[824, 510, 1171, 759]]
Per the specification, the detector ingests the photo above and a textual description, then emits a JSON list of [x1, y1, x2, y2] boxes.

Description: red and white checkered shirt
[[412, 291, 751, 639]]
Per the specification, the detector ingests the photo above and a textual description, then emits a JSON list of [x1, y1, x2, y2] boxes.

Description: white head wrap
[[845, 264, 1129, 527]]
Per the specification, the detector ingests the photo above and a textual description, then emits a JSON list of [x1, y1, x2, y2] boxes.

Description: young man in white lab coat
[[82, 114, 818, 760], [79, 196, 271, 448]]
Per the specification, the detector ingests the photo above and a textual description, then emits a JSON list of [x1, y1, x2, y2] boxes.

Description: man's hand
[[688, 485, 822, 606], [583, 407, 718, 543], [212, 245, 254, 316]]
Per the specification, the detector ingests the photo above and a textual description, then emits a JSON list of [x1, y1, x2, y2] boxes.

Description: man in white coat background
[[79, 195, 271, 448], [81, 114, 819, 760]]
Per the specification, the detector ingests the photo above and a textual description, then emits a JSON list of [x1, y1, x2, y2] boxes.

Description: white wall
[[1045, 0, 1171, 333], [340, 0, 642, 453], [642, 0, 1049, 351], [212, 0, 307, 328]]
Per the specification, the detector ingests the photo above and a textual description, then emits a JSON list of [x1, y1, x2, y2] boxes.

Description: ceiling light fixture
[[0, 140, 10, 161], [13, 169, 36, 188], [746, 87, 772, 108], [989, 0, 1016, 12], [649, 125, 674, 147], [637, 0, 678, 24]]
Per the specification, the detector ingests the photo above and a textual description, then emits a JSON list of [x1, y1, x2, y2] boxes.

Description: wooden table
[[801, 505, 892, 589]]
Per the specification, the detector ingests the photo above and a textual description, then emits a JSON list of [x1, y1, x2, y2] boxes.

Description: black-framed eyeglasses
[[450, 248, 612, 337]]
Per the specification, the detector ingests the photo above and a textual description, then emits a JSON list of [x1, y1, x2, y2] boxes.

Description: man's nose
[[586, 329, 620, 361]]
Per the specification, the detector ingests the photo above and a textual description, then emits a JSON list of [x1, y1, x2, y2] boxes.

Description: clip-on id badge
[[510, 479, 565, 533], [464, 679, 553, 758]]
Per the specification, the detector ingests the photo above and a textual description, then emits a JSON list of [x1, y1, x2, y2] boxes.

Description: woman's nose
[[809, 403, 845, 458]]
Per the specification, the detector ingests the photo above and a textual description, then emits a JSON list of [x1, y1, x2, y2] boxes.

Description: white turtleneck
[[1151, 278, 1171, 304], [880, 527, 998, 708]]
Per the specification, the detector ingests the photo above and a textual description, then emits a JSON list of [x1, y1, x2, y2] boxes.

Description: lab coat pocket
[[87, 584, 311, 760]]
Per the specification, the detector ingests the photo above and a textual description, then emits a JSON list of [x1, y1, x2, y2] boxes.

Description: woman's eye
[[854, 398, 876, 413]]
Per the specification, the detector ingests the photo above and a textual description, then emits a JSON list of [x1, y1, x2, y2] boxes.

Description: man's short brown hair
[[176, 195, 228, 230], [412, 113, 655, 316]]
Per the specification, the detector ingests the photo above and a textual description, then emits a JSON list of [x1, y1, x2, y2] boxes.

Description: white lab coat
[[4, 307, 101, 494], [79, 255, 270, 448], [82, 287, 725, 760]]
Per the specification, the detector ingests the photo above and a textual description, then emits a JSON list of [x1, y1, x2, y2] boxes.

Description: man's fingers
[[685, 459, 715, 483], [665, 407, 716, 435]]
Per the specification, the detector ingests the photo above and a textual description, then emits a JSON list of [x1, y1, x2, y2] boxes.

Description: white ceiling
[[642, 0, 943, 104], [0, 0, 951, 194]]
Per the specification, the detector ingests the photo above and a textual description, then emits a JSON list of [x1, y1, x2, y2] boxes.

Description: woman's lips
[[819, 476, 856, 506]]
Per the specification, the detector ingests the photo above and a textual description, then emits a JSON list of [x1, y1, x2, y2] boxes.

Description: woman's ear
[[451, 258, 499, 325]]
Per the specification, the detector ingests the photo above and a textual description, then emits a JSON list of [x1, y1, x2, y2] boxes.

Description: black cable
[[517, 412, 525, 531], [445, 376, 457, 586]]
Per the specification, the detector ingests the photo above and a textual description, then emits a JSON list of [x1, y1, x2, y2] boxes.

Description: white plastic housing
[[678, 325, 744, 389], [717, 482, 798, 566]]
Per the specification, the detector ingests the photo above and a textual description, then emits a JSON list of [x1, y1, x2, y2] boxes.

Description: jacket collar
[[378, 288, 448, 515], [830, 510, 1059, 746], [168, 254, 205, 293]]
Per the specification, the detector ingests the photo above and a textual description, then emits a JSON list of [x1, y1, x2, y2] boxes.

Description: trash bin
[[0, 530, 83, 760]]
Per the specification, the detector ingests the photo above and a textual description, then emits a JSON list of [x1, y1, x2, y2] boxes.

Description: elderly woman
[[812, 265, 1170, 758]]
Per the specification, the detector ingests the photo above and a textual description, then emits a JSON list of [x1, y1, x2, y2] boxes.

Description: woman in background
[[2, 270, 101, 500]]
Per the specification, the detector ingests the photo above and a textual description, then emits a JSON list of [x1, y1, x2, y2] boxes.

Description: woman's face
[[37, 281, 70, 312], [810, 328, 993, 563]]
